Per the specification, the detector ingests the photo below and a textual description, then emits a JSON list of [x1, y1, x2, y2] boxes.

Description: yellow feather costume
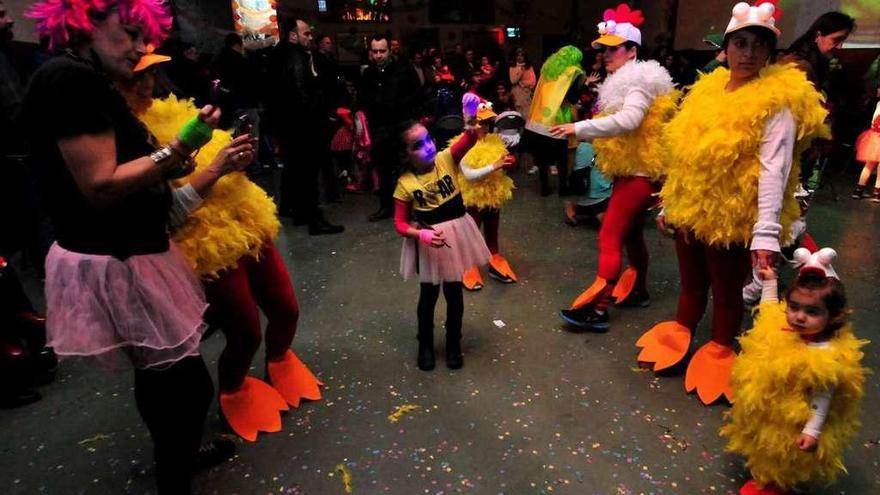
[[720, 301, 867, 490], [140, 96, 280, 278], [455, 133, 514, 210], [592, 91, 679, 180], [661, 64, 829, 247]]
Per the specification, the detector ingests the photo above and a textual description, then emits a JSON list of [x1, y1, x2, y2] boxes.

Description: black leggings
[[417, 282, 463, 342], [134, 356, 213, 495]]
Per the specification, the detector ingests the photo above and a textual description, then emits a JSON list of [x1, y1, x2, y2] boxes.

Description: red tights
[[205, 241, 300, 392], [467, 207, 500, 254], [674, 231, 751, 347], [596, 176, 655, 290]]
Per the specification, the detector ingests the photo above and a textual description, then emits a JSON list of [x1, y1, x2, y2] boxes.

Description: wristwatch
[[150, 145, 174, 165]]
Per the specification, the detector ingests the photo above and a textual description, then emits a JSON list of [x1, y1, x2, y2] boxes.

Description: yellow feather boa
[[454, 133, 514, 209], [592, 91, 680, 180], [139, 96, 280, 278], [720, 301, 867, 490], [661, 65, 829, 247]]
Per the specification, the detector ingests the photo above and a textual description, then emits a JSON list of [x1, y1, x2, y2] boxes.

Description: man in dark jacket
[[266, 17, 343, 235], [358, 35, 421, 221]]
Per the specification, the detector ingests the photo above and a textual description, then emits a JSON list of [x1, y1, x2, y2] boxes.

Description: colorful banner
[[232, 0, 278, 40]]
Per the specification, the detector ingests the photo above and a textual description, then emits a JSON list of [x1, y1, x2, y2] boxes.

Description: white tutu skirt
[[400, 214, 491, 285], [855, 129, 880, 162], [44, 242, 208, 369]]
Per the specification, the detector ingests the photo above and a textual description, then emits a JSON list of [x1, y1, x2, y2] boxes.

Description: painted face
[[404, 124, 437, 171], [815, 29, 849, 58], [91, 12, 146, 80], [786, 288, 831, 337], [370, 39, 389, 67], [602, 44, 634, 73], [725, 30, 771, 81]]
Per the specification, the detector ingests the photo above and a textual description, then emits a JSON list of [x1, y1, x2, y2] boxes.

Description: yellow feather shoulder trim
[[720, 301, 868, 490], [592, 90, 680, 180], [140, 96, 281, 278], [661, 65, 830, 247], [455, 133, 514, 209]]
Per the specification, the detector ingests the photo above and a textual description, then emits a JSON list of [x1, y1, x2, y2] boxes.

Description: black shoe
[[559, 306, 609, 331], [0, 388, 42, 409], [872, 188, 880, 203], [445, 339, 463, 370], [196, 437, 236, 471], [368, 208, 393, 222], [852, 186, 865, 199], [308, 220, 345, 235], [487, 263, 515, 284], [616, 290, 651, 308], [417, 342, 435, 371], [31, 348, 58, 386]]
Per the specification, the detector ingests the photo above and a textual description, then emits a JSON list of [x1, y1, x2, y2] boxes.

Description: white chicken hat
[[793, 247, 839, 280], [725, 0, 782, 38], [593, 4, 645, 48]]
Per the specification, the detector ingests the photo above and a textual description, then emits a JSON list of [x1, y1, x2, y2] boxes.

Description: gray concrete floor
[[2, 167, 878, 495]]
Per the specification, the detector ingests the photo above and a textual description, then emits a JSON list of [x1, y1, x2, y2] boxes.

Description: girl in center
[[393, 93, 494, 371]]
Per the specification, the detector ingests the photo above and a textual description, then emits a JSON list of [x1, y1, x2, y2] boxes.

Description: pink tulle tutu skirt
[[400, 214, 491, 285], [44, 242, 208, 369], [856, 129, 880, 162]]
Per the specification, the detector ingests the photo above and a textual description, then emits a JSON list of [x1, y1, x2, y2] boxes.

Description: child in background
[[393, 94, 491, 371], [852, 90, 880, 201], [721, 248, 867, 495]]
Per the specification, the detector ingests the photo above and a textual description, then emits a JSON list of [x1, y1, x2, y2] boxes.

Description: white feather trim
[[597, 59, 675, 114]]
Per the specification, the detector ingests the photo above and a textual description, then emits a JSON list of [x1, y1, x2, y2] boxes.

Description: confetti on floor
[[335, 463, 353, 493], [387, 404, 420, 423]]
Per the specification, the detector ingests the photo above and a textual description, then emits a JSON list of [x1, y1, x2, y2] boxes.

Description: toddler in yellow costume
[[721, 248, 867, 495], [458, 101, 519, 290]]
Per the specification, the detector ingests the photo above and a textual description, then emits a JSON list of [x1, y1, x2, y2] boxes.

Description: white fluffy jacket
[[574, 59, 674, 141]]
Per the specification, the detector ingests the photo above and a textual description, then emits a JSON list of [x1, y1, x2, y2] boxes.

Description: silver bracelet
[[149, 145, 174, 165]]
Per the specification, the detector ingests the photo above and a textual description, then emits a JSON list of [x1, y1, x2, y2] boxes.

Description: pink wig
[[27, 0, 172, 50]]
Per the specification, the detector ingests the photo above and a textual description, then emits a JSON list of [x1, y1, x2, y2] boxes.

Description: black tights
[[417, 282, 463, 343], [466, 207, 500, 254], [134, 356, 213, 495]]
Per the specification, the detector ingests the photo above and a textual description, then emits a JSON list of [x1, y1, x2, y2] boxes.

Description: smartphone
[[233, 114, 254, 138], [209, 79, 230, 107]]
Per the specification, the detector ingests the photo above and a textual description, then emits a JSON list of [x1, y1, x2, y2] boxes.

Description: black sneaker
[[852, 186, 865, 199], [417, 343, 435, 371], [445, 340, 463, 370], [872, 188, 880, 203], [196, 437, 236, 471], [308, 220, 345, 235], [368, 208, 393, 222], [487, 263, 514, 284], [559, 307, 610, 331], [616, 290, 651, 308], [0, 388, 42, 409]]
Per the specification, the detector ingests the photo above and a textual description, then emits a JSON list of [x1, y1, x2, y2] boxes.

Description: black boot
[[417, 322, 435, 371], [418, 340, 435, 371], [445, 335, 463, 370]]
